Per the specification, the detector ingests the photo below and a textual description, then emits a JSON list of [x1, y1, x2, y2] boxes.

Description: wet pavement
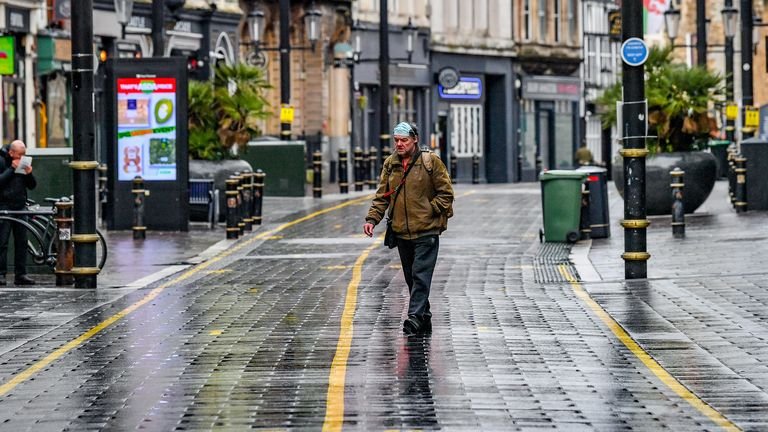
[[0, 180, 765, 430]]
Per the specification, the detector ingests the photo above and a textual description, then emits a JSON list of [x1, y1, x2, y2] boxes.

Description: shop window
[[42, 73, 71, 148], [450, 104, 483, 157]]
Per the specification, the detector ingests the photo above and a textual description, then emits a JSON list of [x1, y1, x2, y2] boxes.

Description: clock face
[[56, 0, 71, 18], [438, 67, 459, 89]]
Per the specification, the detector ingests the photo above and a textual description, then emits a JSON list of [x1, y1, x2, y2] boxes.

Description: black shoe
[[14, 275, 35, 286], [403, 316, 422, 336]]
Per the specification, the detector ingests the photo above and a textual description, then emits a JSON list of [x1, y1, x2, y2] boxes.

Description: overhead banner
[[116, 77, 177, 181]]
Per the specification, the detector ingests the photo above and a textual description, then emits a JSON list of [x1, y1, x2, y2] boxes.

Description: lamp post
[[723, 3, 739, 143], [697, 0, 707, 66], [152, 0, 164, 56], [621, 0, 648, 279], [71, 0, 99, 287], [114, 0, 134, 39], [379, 0, 390, 156], [741, 0, 754, 138], [247, 2, 321, 139]]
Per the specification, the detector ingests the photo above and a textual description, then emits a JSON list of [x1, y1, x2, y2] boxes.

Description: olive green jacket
[[365, 150, 454, 239]]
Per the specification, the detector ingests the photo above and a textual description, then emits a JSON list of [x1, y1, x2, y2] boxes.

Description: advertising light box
[[116, 77, 177, 181]]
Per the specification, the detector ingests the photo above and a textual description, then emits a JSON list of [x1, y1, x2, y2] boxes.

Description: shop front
[[431, 53, 517, 183], [1, 5, 35, 147], [519, 75, 581, 181]]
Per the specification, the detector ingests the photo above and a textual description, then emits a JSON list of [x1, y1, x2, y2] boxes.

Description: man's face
[[393, 135, 417, 157], [8, 144, 25, 161]]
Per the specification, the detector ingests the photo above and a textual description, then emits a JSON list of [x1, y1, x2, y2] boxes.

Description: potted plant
[[188, 63, 271, 219], [597, 46, 724, 215]]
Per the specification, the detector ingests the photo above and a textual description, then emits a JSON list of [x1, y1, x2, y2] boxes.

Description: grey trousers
[[396, 234, 439, 320]]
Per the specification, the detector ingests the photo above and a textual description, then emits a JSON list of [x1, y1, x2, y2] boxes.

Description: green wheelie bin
[[539, 170, 587, 243]]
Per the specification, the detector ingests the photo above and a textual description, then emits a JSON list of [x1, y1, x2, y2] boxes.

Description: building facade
[[582, 0, 619, 171], [516, 0, 582, 181], [431, 0, 516, 183]]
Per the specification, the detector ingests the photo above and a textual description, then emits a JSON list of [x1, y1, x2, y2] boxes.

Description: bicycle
[[0, 198, 108, 270]]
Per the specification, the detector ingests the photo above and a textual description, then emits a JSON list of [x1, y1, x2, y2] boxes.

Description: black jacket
[[0, 146, 36, 210]]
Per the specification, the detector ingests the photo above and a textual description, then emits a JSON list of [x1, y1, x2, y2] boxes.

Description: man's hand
[[363, 222, 375, 237], [10, 159, 19, 169], [23, 165, 32, 175]]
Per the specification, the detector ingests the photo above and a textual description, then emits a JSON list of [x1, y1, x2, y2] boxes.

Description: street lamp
[[247, 9, 266, 46], [404, 18, 418, 62], [723, 5, 739, 38], [304, 7, 322, 50], [114, 0, 134, 39], [723, 2, 738, 143], [664, 5, 682, 41]]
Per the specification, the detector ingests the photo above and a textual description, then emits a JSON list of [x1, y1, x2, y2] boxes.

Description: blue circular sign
[[621, 37, 649, 67]]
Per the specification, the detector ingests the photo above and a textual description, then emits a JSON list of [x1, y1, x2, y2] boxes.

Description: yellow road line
[[322, 237, 381, 432], [557, 265, 740, 432], [0, 195, 373, 397]]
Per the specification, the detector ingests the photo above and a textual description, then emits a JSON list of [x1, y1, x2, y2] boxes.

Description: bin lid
[[708, 140, 731, 147], [576, 165, 607, 174], [539, 170, 588, 181]]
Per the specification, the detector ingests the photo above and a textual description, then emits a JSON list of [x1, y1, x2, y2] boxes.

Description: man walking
[[363, 122, 454, 336], [0, 140, 37, 286]]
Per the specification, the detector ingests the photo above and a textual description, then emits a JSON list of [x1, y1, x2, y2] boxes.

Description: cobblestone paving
[[0, 183, 740, 430]]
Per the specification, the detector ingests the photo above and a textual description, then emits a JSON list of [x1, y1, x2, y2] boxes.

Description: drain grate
[[533, 242, 580, 283]]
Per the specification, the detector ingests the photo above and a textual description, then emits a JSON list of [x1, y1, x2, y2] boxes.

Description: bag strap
[[385, 151, 420, 220]]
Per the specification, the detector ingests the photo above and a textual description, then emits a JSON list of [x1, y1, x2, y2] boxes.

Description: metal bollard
[[313, 150, 323, 198], [671, 167, 685, 238], [381, 145, 391, 169], [242, 172, 254, 231], [535, 154, 542, 179], [728, 150, 736, 207], [517, 153, 523, 182], [362, 148, 371, 191], [353, 147, 364, 191], [338, 149, 349, 194], [132, 176, 146, 240], [253, 169, 265, 225], [472, 154, 480, 184], [580, 182, 591, 240], [225, 176, 240, 239], [450, 152, 458, 184], [98, 164, 108, 226], [368, 146, 378, 189], [236, 174, 246, 235], [54, 198, 74, 286], [735, 156, 748, 213]]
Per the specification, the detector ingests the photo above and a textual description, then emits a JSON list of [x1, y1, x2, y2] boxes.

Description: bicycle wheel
[[47, 229, 108, 270], [0, 216, 49, 266]]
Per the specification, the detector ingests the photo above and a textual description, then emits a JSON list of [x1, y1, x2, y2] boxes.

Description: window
[[599, 37, 613, 86], [554, 0, 561, 42], [523, 0, 532, 40], [451, 104, 483, 157], [585, 35, 597, 84], [568, 0, 577, 43], [538, 0, 548, 41]]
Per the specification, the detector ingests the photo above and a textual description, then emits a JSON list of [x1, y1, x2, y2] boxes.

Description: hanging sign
[[280, 105, 295, 123], [725, 103, 738, 121], [621, 37, 649, 67], [745, 106, 760, 128]]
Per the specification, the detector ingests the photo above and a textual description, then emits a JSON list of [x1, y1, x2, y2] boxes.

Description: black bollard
[[55, 198, 75, 286], [242, 172, 254, 231], [338, 149, 349, 194], [381, 145, 391, 169], [670, 167, 685, 238], [225, 176, 239, 239], [313, 150, 323, 198], [450, 152, 458, 184], [368, 146, 378, 189], [362, 148, 371, 191], [235, 173, 245, 236], [132, 176, 146, 240], [728, 150, 736, 207], [517, 153, 523, 182], [535, 154, 542, 179], [98, 164, 108, 226], [253, 170, 265, 225], [353, 147, 364, 191], [735, 156, 747, 213], [580, 182, 591, 240], [472, 154, 480, 184]]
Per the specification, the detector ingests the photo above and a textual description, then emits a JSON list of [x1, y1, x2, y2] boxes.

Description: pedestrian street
[[0, 183, 764, 431]]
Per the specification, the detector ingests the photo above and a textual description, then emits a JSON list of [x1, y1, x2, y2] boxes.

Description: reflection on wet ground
[[0, 184, 759, 430]]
